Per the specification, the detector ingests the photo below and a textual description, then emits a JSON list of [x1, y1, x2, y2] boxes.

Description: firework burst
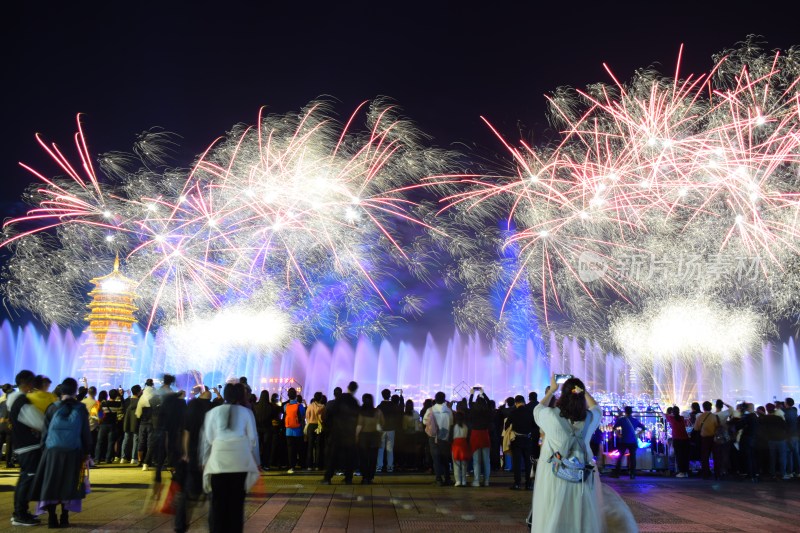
[[2, 100, 453, 346], [440, 40, 800, 359]]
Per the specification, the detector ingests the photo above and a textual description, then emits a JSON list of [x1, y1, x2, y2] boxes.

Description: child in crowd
[[451, 411, 470, 486]]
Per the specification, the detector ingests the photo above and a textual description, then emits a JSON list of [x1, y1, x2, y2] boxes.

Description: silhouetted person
[[321, 382, 359, 484]]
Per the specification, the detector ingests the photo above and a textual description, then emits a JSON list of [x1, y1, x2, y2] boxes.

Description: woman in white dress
[[531, 374, 637, 533]]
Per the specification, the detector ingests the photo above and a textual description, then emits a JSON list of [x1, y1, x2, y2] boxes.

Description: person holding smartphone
[[468, 387, 492, 486], [531, 374, 637, 533]]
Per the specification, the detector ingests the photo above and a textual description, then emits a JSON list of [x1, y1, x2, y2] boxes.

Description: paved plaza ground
[[2, 466, 800, 532]]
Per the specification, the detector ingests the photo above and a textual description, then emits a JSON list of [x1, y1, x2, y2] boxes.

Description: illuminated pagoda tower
[[79, 255, 138, 387]]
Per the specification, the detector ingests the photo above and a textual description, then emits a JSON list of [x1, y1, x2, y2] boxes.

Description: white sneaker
[[783, 474, 792, 480], [113, 457, 120, 464], [121, 459, 129, 464], [675, 472, 688, 478], [471, 481, 480, 487], [287, 469, 294, 474], [142, 464, 149, 471], [454, 482, 462, 487]]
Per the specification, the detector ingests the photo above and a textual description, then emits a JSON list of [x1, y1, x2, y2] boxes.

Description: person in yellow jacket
[[27, 375, 57, 414]]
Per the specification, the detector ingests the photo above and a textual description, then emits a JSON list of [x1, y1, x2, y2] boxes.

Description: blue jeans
[[138, 423, 153, 457], [769, 440, 787, 478], [377, 430, 395, 470], [786, 437, 799, 475], [121, 431, 139, 461], [472, 447, 490, 485]]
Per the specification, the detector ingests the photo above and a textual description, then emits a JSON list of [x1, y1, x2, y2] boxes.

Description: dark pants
[[429, 438, 451, 482], [138, 423, 153, 458], [787, 436, 800, 475], [673, 438, 690, 473], [615, 442, 638, 474], [0, 430, 13, 466], [700, 436, 718, 478], [174, 464, 203, 533], [358, 440, 379, 481], [716, 441, 731, 475], [511, 435, 533, 487], [490, 428, 500, 470], [306, 424, 321, 468], [146, 428, 167, 481], [209, 472, 246, 533], [324, 438, 356, 482], [742, 436, 758, 478], [286, 435, 302, 469], [95, 424, 117, 462], [262, 426, 278, 467], [14, 449, 41, 517], [768, 440, 787, 478]]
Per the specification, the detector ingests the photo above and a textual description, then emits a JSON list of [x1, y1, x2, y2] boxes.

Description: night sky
[[3, 1, 798, 328]]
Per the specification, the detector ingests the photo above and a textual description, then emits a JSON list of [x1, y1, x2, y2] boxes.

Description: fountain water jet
[[0, 320, 797, 407]]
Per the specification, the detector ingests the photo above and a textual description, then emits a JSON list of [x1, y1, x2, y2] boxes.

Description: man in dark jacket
[[527, 392, 540, 460], [8, 370, 45, 526], [377, 389, 404, 473], [121, 385, 142, 464], [784, 397, 799, 477], [737, 403, 760, 481], [321, 387, 342, 474], [321, 382, 359, 484], [762, 403, 788, 479], [174, 389, 211, 533], [147, 375, 180, 482], [505, 395, 534, 490]]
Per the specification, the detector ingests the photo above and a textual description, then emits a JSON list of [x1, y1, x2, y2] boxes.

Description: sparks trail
[[432, 41, 800, 356], [1, 100, 454, 348]]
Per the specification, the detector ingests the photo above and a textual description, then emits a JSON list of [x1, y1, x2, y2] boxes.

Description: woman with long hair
[[201, 383, 260, 533], [305, 391, 324, 470], [252, 390, 271, 469], [30, 377, 92, 529], [355, 393, 384, 484], [531, 374, 636, 533], [401, 399, 422, 471], [468, 389, 492, 486]]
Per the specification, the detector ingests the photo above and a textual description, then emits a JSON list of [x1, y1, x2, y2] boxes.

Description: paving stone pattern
[[1, 467, 799, 532]]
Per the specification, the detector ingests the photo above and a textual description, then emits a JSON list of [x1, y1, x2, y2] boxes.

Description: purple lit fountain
[[1, 319, 797, 407]]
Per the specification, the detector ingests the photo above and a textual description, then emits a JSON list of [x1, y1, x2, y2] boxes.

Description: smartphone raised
[[555, 374, 572, 384]]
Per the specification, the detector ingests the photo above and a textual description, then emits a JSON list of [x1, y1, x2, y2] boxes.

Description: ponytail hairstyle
[[223, 383, 245, 430], [57, 377, 79, 418], [555, 377, 588, 422]]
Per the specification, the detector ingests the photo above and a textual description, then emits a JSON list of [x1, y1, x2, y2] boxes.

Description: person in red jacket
[[666, 406, 690, 477]]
